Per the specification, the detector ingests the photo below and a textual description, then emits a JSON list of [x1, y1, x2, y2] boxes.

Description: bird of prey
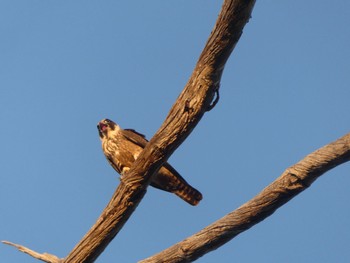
[[97, 118, 202, 206]]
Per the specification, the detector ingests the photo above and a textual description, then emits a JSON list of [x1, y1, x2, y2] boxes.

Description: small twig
[[206, 87, 220, 111], [2, 241, 62, 263]]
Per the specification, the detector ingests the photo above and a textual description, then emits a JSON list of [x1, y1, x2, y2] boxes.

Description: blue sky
[[1, 1, 350, 262]]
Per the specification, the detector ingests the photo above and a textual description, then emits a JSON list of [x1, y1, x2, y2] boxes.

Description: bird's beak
[[97, 122, 108, 138]]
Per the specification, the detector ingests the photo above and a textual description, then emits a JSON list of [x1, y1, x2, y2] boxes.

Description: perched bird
[[97, 118, 202, 206]]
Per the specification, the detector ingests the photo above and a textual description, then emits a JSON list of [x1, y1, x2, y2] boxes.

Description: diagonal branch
[[62, 1, 256, 262], [4, 1, 349, 262], [2, 241, 62, 263], [140, 132, 350, 262], [3, 0, 256, 260], [3, 0, 256, 261], [0, 1, 251, 263]]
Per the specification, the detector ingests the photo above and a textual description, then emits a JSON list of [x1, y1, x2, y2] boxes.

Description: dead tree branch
[[2, 241, 62, 263], [3, 0, 256, 262], [140, 132, 350, 262], [64, 1, 255, 262], [64, 1, 255, 261]]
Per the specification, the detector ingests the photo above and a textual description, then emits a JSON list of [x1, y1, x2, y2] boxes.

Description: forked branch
[[4, 131, 350, 262]]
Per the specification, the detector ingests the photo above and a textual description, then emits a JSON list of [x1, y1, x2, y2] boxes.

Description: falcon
[[97, 118, 202, 206]]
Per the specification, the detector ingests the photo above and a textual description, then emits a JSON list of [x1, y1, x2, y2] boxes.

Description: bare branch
[[2, 241, 62, 263], [4, 0, 256, 261], [140, 132, 350, 262], [4, 1, 349, 262], [62, 1, 256, 262]]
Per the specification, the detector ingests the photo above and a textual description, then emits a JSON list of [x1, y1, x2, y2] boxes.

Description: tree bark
[[3, 0, 257, 262], [63, 1, 256, 262], [140, 133, 350, 262], [4, 131, 350, 262], [4, 0, 349, 262]]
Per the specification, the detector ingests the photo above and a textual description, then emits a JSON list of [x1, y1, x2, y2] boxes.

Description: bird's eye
[[105, 119, 111, 123]]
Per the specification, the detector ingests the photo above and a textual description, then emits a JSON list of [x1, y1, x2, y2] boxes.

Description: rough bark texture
[[2, 0, 256, 262], [140, 133, 350, 262], [2, 241, 62, 263], [62, 1, 256, 262], [5, 0, 349, 262]]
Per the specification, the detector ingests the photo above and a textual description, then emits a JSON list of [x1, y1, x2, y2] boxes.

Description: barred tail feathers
[[151, 163, 202, 206], [174, 183, 202, 206]]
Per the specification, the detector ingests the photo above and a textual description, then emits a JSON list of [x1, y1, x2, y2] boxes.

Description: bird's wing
[[106, 156, 123, 174], [123, 129, 149, 148], [106, 149, 136, 175]]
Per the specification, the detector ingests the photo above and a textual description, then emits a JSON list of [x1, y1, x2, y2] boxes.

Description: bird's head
[[97, 119, 119, 139]]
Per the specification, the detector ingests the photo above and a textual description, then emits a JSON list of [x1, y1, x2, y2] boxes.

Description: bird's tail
[[174, 182, 202, 206], [151, 163, 203, 206]]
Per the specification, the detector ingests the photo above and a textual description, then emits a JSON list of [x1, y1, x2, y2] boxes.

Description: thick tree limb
[[3, 0, 256, 262], [140, 132, 350, 262], [3, 1, 349, 262], [62, 1, 256, 262]]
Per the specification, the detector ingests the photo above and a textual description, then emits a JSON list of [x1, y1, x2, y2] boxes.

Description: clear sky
[[1, 1, 350, 263]]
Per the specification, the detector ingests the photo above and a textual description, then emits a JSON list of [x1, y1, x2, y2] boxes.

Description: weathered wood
[[4, 0, 255, 261], [2, 241, 62, 263], [3, 0, 350, 262], [63, 0, 256, 262], [140, 132, 350, 262]]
